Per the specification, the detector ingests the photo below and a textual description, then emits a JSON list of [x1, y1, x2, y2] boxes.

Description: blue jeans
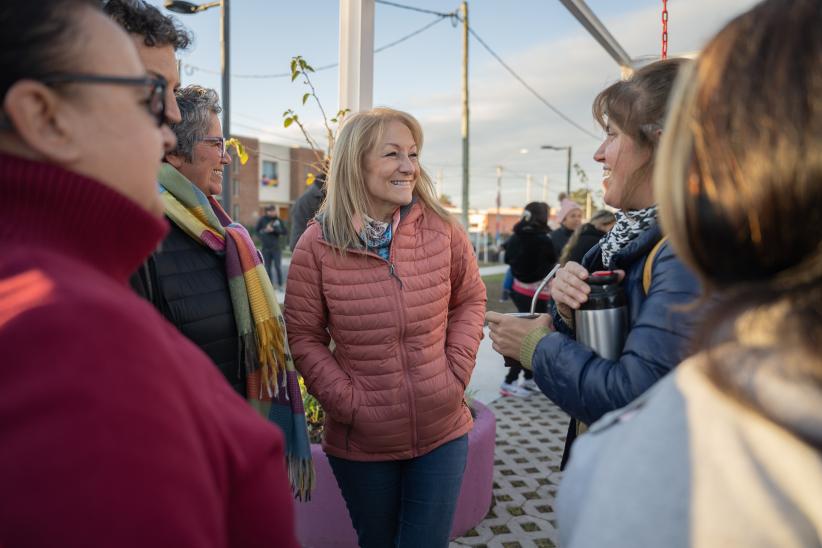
[[327, 435, 468, 548], [261, 246, 282, 286]]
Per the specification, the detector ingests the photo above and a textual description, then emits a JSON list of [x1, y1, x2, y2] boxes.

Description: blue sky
[[146, 0, 759, 211]]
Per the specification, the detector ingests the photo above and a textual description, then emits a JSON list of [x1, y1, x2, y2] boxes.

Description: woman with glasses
[[0, 1, 298, 546], [134, 84, 313, 497]]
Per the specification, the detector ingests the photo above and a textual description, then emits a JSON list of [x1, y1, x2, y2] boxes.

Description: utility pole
[[542, 175, 548, 202], [220, 0, 231, 213], [526, 173, 532, 203], [495, 165, 502, 248], [460, 0, 470, 229]]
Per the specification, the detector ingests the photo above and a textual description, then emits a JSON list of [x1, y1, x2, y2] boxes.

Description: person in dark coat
[[256, 204, 287, 288], [559, 209, 616, 266], [289, 172, 326, 251], [500, 201, 556, 396], [486, 58, 701, 464], [550, 198, 583, 256]]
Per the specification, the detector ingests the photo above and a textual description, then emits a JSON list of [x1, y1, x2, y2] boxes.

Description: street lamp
[[541, 145, 572, 197], [165, 0, 232, 213]]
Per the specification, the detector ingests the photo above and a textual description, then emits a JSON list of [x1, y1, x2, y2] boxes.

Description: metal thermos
[[574, 271, 628, 360]]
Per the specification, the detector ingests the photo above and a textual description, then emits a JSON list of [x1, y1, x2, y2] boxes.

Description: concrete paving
[[451, 393, 569, 548]]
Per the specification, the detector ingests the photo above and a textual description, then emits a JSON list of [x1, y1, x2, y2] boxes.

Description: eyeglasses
[[37, 73, 168, 127], [200, 136, 228, 157]]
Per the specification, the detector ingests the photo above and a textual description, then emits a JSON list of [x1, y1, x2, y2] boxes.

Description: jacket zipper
[[387, 250, 417, 456]]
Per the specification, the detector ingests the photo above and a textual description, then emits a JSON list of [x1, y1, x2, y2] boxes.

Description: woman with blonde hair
[[285, 107, 486, 547], [557, 0, 822, 545]]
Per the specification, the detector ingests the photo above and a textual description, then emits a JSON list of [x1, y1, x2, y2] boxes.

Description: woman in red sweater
[[0, 2, 298, 546], [286, 108, 486, 547]]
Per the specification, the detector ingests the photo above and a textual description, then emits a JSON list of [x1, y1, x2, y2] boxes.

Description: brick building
[[228, 135, 324, 229]]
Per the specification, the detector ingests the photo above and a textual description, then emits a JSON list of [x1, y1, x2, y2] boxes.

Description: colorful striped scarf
[[158, 164, 314, 500]]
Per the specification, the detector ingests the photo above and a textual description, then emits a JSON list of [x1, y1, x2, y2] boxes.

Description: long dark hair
[[657, 0, 822, 390]]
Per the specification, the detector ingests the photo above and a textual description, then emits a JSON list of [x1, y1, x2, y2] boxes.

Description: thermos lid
[[580, 270, 626, 310], [589, 270, 620, 285]]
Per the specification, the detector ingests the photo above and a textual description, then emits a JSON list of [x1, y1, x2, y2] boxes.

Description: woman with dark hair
[[558, 0, 822, 544], [487, 58, 701, 462], [0, 2, 298, 546], [500, 201, 556, 396]]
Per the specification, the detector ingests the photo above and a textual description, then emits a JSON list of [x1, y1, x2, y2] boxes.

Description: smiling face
[[363, 120, 419, 222], [174, 112, 230, 196], [594, 121, 654, 210]]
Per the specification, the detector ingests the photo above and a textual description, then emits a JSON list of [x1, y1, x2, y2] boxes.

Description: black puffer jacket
[[564, 223, 607, 265], [131, 222, 244, 395], [504, 221, 556, 283]]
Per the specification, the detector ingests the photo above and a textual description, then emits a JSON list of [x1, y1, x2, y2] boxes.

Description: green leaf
[[290, 59, 297, 74], [330, 118, 337, 123], [302, 93, 310, 105], [291, 71, 299, 82], [284, 117, 293, 128], [282, 110, 290, 117], [304, 63, 315, 72], [298, 58, 306, 70]]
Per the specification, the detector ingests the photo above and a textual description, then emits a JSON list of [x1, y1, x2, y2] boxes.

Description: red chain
[[661, 0, 669, 59]]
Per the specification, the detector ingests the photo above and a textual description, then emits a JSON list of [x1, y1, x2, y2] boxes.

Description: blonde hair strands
[[319, 108, 453, 252]]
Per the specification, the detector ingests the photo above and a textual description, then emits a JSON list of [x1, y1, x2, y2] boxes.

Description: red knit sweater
[[0, 154, 298, 548]]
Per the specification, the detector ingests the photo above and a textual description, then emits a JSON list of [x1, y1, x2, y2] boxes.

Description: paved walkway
[[450, 393, 569, 548]]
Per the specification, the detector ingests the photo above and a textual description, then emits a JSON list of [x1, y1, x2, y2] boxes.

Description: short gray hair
[[171, 85, 222, 161]]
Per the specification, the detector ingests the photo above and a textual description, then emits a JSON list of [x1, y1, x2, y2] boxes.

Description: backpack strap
[[643, 236, 668, 295]]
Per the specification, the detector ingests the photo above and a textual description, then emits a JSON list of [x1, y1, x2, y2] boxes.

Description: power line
[[463, 22, 600, 141], [375, 0, 458, 18], [182, 14, 449, 79]]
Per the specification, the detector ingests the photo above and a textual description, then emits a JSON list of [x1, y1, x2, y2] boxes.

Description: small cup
[[502, 312, 540, 367]]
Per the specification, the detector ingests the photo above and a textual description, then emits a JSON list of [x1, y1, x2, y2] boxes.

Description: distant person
[[550, 198, 583, 256], [289, 172, 326, 251], [286, 108, 486, 548], [256, 204, 288, 288], [500, 201, 556, 397], [487, 58, 700, 467], [558, 1, 822, 544], [559, 209, 616, 265], [0, 1, 298, 545]]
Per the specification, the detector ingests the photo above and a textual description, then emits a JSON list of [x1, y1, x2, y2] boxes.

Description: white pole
[[526, 173, 532, 203], [338, 0, 374, 113]]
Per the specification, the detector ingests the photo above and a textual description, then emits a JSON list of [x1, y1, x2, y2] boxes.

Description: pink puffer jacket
[[285, 202, 486, 461]]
